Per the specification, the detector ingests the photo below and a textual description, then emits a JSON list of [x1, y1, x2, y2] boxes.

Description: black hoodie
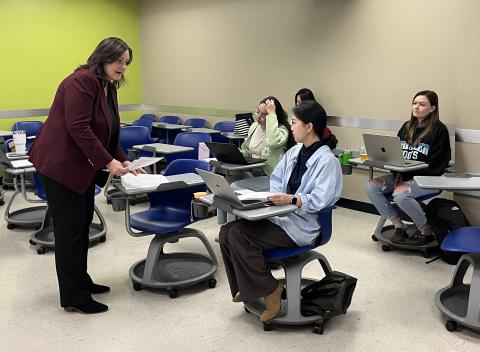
[[396, 120, 451, 181]]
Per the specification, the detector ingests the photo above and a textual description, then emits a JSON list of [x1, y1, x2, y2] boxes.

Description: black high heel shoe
[[90, 283, 110, 294], [64, 299, 108, 314]]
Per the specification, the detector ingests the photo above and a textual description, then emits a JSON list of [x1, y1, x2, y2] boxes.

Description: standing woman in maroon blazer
[[29, 37, 142, 314]]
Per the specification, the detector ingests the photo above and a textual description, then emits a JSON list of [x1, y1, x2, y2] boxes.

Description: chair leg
[[374, 216, 387, 237], [142, 233, 179, 284], [179, 228, 218, 268], [93, 204, 108, 232], [280, 251, 332, 321], [465, 254, 480, 325], [103, 173, 114, 199]]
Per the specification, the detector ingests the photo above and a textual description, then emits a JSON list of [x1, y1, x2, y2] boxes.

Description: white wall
[[139, 0, 480, 222]]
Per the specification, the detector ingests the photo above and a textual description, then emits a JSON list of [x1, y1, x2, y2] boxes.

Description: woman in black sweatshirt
[[365, 90, 451, 246]]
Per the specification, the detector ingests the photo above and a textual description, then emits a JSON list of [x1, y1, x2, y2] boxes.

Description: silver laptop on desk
[[363, 134, 423, 168], [196, 169, 272, 210]]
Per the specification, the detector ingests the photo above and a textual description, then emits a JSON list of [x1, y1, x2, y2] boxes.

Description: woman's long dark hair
[[260, 96, 296, 150], [78, 37, 132, 89], [406, 90, 440, 146], [292, 101, 338, 150], [295, 88, 316, 105]]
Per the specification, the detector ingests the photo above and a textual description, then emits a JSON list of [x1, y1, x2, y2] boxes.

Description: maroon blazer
[[29, 69, 128, 194]]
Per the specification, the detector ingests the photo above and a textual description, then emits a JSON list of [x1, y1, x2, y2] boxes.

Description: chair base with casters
[[5, 174, 46, 230], [129, 228, 218, 298], [434, 227, 480, 333], [371, 191, 440, 258], [120, 159, 218, 298], [244, 251, 332, 334], [29, 185, 108, 255], [242, 206, 339, 334]]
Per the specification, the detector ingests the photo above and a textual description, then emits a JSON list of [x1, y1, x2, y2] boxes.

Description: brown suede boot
[[232, 292, 242, 303], [259, 282, 283, 322]]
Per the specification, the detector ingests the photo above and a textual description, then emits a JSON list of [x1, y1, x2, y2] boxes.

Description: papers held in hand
[[121, 173, 169, 190], [126, 157, 163, 171]]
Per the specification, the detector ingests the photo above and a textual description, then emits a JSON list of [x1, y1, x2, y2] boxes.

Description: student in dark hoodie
[[365, 90, 451, 246]]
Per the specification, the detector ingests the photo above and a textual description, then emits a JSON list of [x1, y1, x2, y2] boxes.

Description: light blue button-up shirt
[[268, 144, 342, 246]]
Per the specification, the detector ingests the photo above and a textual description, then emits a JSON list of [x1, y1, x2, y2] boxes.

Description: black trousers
[[38, 173, 95, 307], [219, 219, 297, 302]]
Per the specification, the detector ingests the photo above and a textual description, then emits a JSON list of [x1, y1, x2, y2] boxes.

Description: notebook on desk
[[205, 142, 266, 165], [196, 169, 273, 210], [363, 134, 424, 168], [0, 151, 33, 168]]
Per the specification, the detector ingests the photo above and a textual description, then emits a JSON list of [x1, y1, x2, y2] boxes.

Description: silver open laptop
[[363, 134, 423, 168], [196, 169, 272, 210]]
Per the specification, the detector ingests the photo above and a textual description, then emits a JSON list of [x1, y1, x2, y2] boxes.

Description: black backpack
[[300, 271, 357, 318], [425, 198, 471, 265]]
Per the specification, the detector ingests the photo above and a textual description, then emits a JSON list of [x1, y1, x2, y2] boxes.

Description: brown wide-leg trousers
[[219, 219, 297, 302]]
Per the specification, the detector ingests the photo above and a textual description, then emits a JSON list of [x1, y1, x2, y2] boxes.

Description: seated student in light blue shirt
[[218, 101, 342, 323]]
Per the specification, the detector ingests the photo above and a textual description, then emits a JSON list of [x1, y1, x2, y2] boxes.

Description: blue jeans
[[364, 174, 438, 228]]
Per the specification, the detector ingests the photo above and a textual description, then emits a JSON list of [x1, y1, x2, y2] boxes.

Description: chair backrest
[[148, 159, 210, 210], [166, 132, 212, 162], [213, 121, 235, 132], [264, 205, 336, 260], [132, 118, 153, 132], [159, 115, 181, 124], [139, 114, 156, 122], [212, 121, 235, 143], [164, 159, 211, 176], [12, 121, 44, 136], [184, 118, 207, 128], [33, 173, 47, 200], [119, 126, 154, 159]]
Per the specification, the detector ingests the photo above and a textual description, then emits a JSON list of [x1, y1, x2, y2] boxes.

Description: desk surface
[[6, 166, 35, 174], [209, 160, 266, 171], [0, 130, 13, 137], [350, 157, 428, 172], [152, 122, 189, 130], [200, 194, 297, 221], [115, 173, 203, 195], [221, 132, 245, 140], [133, 143, 193, 154], [187, 128, 220, 134], [414, 174, 480, 191]]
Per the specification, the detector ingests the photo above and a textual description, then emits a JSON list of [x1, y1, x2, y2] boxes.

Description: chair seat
[[265, 243, 319, 261], [130, 208, 191, 234], [441, 227, 480, 253], [386, 190, 441, 202]]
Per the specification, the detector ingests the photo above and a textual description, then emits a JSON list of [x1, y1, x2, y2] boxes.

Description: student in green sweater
[[240, 96, 296, 176]]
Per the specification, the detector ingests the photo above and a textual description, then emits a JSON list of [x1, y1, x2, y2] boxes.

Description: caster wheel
[[263, 322, 273, 331], [37, 247, 46, 255], [423, 250, 432, 258], [312, 323, 324, 335], [29, 239, 36, 245], [371, 234, 378, 242], [208, 278, 217, 288], [7, 224, 15, 230], [381, 244, 392, 252], [132, 282, 142, 291], [445, 320, 457, 332], [99, 236, 106, 243], [0, 200, 4, 206], [168, 289, 178, 298]]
